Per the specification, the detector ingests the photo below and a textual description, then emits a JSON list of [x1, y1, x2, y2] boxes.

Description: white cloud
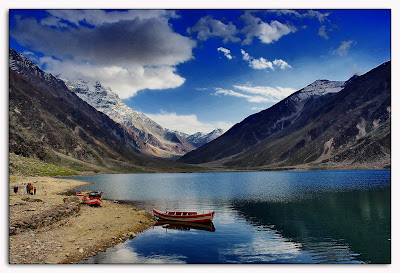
[[11, 10, 196, 98], [219, 232, 303, 263], [41, 57, 185, 99], [303, 10, 330, 22], [241, 49, 251, 61], [187, 10, 329, 46], [332, 40, 356, 56], [217, 47, 233, 60], [216, 88, 271, 103], [318, 25, 329, 39], [215, 85, 296, 104], [145, 111, 233, 135], [240, 11, 295, 45], [189, 11, 298, 45], [250, 57, 274, 70], [187, 16, 240, 43], [268, 9, 330, 23], [240, 49, 273, 70], [240, 50, 291, 71], [272, 59, 292, 69], [233, 85, 296, 99], [22, 50, 39, 63]]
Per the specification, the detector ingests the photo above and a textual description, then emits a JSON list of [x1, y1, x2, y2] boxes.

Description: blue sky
[[9, 9, 391, 134]]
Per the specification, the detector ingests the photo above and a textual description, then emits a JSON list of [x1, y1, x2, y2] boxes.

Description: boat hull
[[83, 197, 101, 207], [153, 208, 215, 223]]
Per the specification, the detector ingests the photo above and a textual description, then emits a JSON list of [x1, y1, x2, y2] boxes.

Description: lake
[[71, 170, 390, 264]]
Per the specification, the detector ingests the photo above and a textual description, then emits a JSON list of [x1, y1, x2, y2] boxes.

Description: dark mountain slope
[[225, 61, 391, 169], [178, 79, 345, 164], [9, 48, 199, 173], [179, 61, 390, 169]]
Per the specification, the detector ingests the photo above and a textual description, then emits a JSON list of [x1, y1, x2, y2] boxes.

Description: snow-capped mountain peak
[[185, 129, 225, 147], [166, 128, 225, 148], [63, 79, 165, 135], [291, 79, 345, 103], [62, 78, 201, 158], [9, 48, 58, 86]]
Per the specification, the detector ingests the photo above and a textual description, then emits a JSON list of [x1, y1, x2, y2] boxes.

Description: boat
[[82, 195, 102, 207], [76, 191, 103, 207], [88, 191, 103, 198], [152, 207, 215, 223], [76, 191, 102, 198]]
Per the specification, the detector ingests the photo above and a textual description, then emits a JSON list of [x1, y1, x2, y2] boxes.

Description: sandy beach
[[9, 176, 155, 264]]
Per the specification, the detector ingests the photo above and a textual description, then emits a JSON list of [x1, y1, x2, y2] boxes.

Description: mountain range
[[62, 79, 224, 158], [9, 47, 390, 172], [63, 79, 193, 158], [168, 129, 225, 148], [178, 62, 391, 170]]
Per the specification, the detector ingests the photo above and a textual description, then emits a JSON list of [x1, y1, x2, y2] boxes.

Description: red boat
[[76, 191, 103, 207], [82, 196, 102, 207], [152, 208, 215, 223]]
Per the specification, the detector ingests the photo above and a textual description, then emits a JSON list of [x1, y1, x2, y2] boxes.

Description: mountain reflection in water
[[232, 189, 390, 263], [74, 170, 390, 264]]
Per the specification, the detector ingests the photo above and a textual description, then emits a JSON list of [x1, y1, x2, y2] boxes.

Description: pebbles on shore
[[9, 176, 155, 264]]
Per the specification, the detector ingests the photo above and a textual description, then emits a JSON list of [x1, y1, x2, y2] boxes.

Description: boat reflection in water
[[155, 220, 216, 232]]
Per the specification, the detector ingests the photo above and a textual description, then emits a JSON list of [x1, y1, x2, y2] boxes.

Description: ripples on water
[[74, 170, 390, 264]]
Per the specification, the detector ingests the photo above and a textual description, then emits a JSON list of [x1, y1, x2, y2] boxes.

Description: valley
[[9, 48, 391, 175]]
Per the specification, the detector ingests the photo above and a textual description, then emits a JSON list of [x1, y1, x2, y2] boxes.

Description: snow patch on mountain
[[64, 79, 166, 138], [266, 79, 347, 133], [168, 128, 225, 148], [9, 48, 58, 87], [60, 78, 228, 158], [63, 78, 224, 152], [291, 80, 345, 103]]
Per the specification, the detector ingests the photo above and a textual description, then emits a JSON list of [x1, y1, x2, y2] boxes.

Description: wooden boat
[[152, 208, 215, 223]]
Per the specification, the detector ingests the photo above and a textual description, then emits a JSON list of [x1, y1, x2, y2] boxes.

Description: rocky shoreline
[[9, 176, 155, 264]]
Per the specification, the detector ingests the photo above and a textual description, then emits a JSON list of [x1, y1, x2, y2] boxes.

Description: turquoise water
[[72, 170, 390, 264]]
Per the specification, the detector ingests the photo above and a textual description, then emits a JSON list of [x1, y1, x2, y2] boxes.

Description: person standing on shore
[[13, 184, 18, 194], [27, 183, 33, 195]]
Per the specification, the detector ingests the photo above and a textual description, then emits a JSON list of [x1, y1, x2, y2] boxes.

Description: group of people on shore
[[13, 183, 36, 195]]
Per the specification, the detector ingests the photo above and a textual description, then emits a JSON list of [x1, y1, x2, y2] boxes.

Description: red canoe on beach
[[152, 208, 215, 223], [82, 196, 102, 207], [76, 191, 103, 207]]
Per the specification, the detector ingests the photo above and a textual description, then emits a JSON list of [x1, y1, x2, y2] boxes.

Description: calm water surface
[[72, 170, 390, 264]]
